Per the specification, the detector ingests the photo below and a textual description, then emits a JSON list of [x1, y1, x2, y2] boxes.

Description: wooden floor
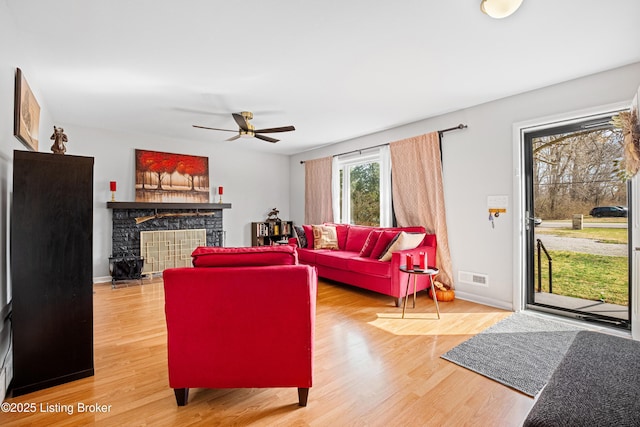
[[2, 278, 535, 426]]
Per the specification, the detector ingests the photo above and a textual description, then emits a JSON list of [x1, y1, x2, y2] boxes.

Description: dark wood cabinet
[[10, 151, 94, 396]]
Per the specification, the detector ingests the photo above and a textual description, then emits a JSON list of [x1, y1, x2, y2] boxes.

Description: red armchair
[[163, 246, 317, 406]]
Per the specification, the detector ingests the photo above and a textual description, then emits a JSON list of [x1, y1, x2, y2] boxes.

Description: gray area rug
[[441, 313, 585, 396], [524, 331, 640, 426]]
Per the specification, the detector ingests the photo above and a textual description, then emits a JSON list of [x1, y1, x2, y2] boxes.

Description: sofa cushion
[[323, 223, 349, 250], [345, 225, 375, 252], [369, 230, 400, 259], [347, 256, 391, 278], [312, 225, 339, 249], [391, 226, 426, 234], [379, 232, 427, 261], [315, 250, 355, 270], [297, 247, 317, 264], [191, 246, 298, 267], [359, 230, 382, 257]]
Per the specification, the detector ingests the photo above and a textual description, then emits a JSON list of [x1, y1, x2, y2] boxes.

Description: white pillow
[[378, 231, 426, 262]]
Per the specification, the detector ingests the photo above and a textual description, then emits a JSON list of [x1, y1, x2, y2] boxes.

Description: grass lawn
[[536, 250, 628, 306]]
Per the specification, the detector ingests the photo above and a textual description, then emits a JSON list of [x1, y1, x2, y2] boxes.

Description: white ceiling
[[6, 0, 640, 155]]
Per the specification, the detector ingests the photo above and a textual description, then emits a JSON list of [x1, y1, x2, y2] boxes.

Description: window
[[333, 147, 392, 226]]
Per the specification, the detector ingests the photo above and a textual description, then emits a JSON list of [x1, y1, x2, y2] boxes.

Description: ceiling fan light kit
[[480, 0, 523, 19], [193, 111, 295, 143]]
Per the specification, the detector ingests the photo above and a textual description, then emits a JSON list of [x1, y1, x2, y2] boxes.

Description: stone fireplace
[[107, 202, 231, 261]]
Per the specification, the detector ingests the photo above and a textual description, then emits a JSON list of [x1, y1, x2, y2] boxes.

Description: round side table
[[399, 265, 441, 319]]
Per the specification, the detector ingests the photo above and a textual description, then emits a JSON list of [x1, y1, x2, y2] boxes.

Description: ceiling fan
[[193, 111, 295, 143]]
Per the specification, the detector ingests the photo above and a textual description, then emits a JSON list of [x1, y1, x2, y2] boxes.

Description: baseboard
[[454, 290, 514, 311], [93, 273, 160, 285], [93, 275, 112, 284]]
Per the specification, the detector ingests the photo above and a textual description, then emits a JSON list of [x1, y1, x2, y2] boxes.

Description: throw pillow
[[294, 225, 307, 248], [378, 232, 427, 262], [359, 230, 382, 257], [369, 230, 400, 259], [323, 222, 349, 249], [312, 225, 339, 249], [302, 225, 314, 249]]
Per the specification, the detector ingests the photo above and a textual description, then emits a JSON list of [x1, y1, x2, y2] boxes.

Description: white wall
[[0, 0, 52, 399], [290, 62, 640, 310]]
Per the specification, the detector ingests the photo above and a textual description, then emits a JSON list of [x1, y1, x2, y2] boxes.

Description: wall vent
[[458, 271, 489, 287]]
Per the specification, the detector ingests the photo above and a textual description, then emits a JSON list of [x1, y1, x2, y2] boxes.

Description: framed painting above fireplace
[[135, 149, 210, 203]]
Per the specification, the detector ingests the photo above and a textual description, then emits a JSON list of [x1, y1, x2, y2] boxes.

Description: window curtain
[[390, 132, 454, 288], [379, 145, 393, 227], [304, 156, 334, 224], [332, 156, 340, 222]]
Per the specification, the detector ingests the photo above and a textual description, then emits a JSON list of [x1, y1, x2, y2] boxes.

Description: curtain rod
[[299, 123, 467, 164]]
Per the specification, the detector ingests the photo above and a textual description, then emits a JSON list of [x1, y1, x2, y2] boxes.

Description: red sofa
[[292, 224, 437, 306], [163, 245, 317, 407]]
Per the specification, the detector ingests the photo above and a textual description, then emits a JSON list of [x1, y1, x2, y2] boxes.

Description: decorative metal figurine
[[50, 126, 67, 154], [267, 208, 280, 221]]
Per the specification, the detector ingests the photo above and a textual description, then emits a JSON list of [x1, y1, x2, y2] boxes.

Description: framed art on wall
[[135, 149, 210, 203], [14, 68, 40, 151]]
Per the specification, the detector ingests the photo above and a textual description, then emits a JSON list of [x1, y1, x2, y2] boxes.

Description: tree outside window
[[336, 149, 390, 226]]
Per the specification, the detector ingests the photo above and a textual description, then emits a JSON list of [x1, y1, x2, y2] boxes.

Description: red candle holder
[[405, 254, 413, 270], [419, 251, 425, 269], [109, 181, 117, 202], [217, 186, 223, 203]]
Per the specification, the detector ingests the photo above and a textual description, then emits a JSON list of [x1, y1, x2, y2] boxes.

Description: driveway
[[540, 221, 627, 229], [535, 234, 628, 257]]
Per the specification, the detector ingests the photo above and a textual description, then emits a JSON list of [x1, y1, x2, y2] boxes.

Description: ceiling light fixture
[[480, 0, 523, 19]]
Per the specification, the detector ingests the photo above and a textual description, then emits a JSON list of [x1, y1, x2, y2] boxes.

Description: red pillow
[[345, 225, 375, 252], [359, 230, 382, 257], [302, 225, 314, 249], [369, 231, 399, 259], [191, 246, 298, 267]]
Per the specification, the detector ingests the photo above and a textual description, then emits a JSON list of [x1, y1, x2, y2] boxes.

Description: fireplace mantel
[[107, 202, 232, 210]]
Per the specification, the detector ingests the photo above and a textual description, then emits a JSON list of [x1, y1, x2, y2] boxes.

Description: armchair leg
[[298, 387, 309, 407], [174, 388, 189, 406], [395, 297, 402, 307]]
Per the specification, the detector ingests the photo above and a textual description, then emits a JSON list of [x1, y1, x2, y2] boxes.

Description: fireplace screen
[[140, 229, 206, 273]]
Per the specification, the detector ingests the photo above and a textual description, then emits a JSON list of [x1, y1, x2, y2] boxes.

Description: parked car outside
[[589, 206, 628, 218]]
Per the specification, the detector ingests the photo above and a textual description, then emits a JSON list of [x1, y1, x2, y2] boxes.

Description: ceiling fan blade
[[232, 113, 249, 131], [226, 134, 241, 141], [193, 125, 236, 132], [253, 125, 296, 133], [255, 134, 279, 143]]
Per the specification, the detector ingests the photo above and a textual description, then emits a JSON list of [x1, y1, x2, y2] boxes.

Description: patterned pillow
[[294, 225, 308, 248], [312, 225, 339, 249]]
